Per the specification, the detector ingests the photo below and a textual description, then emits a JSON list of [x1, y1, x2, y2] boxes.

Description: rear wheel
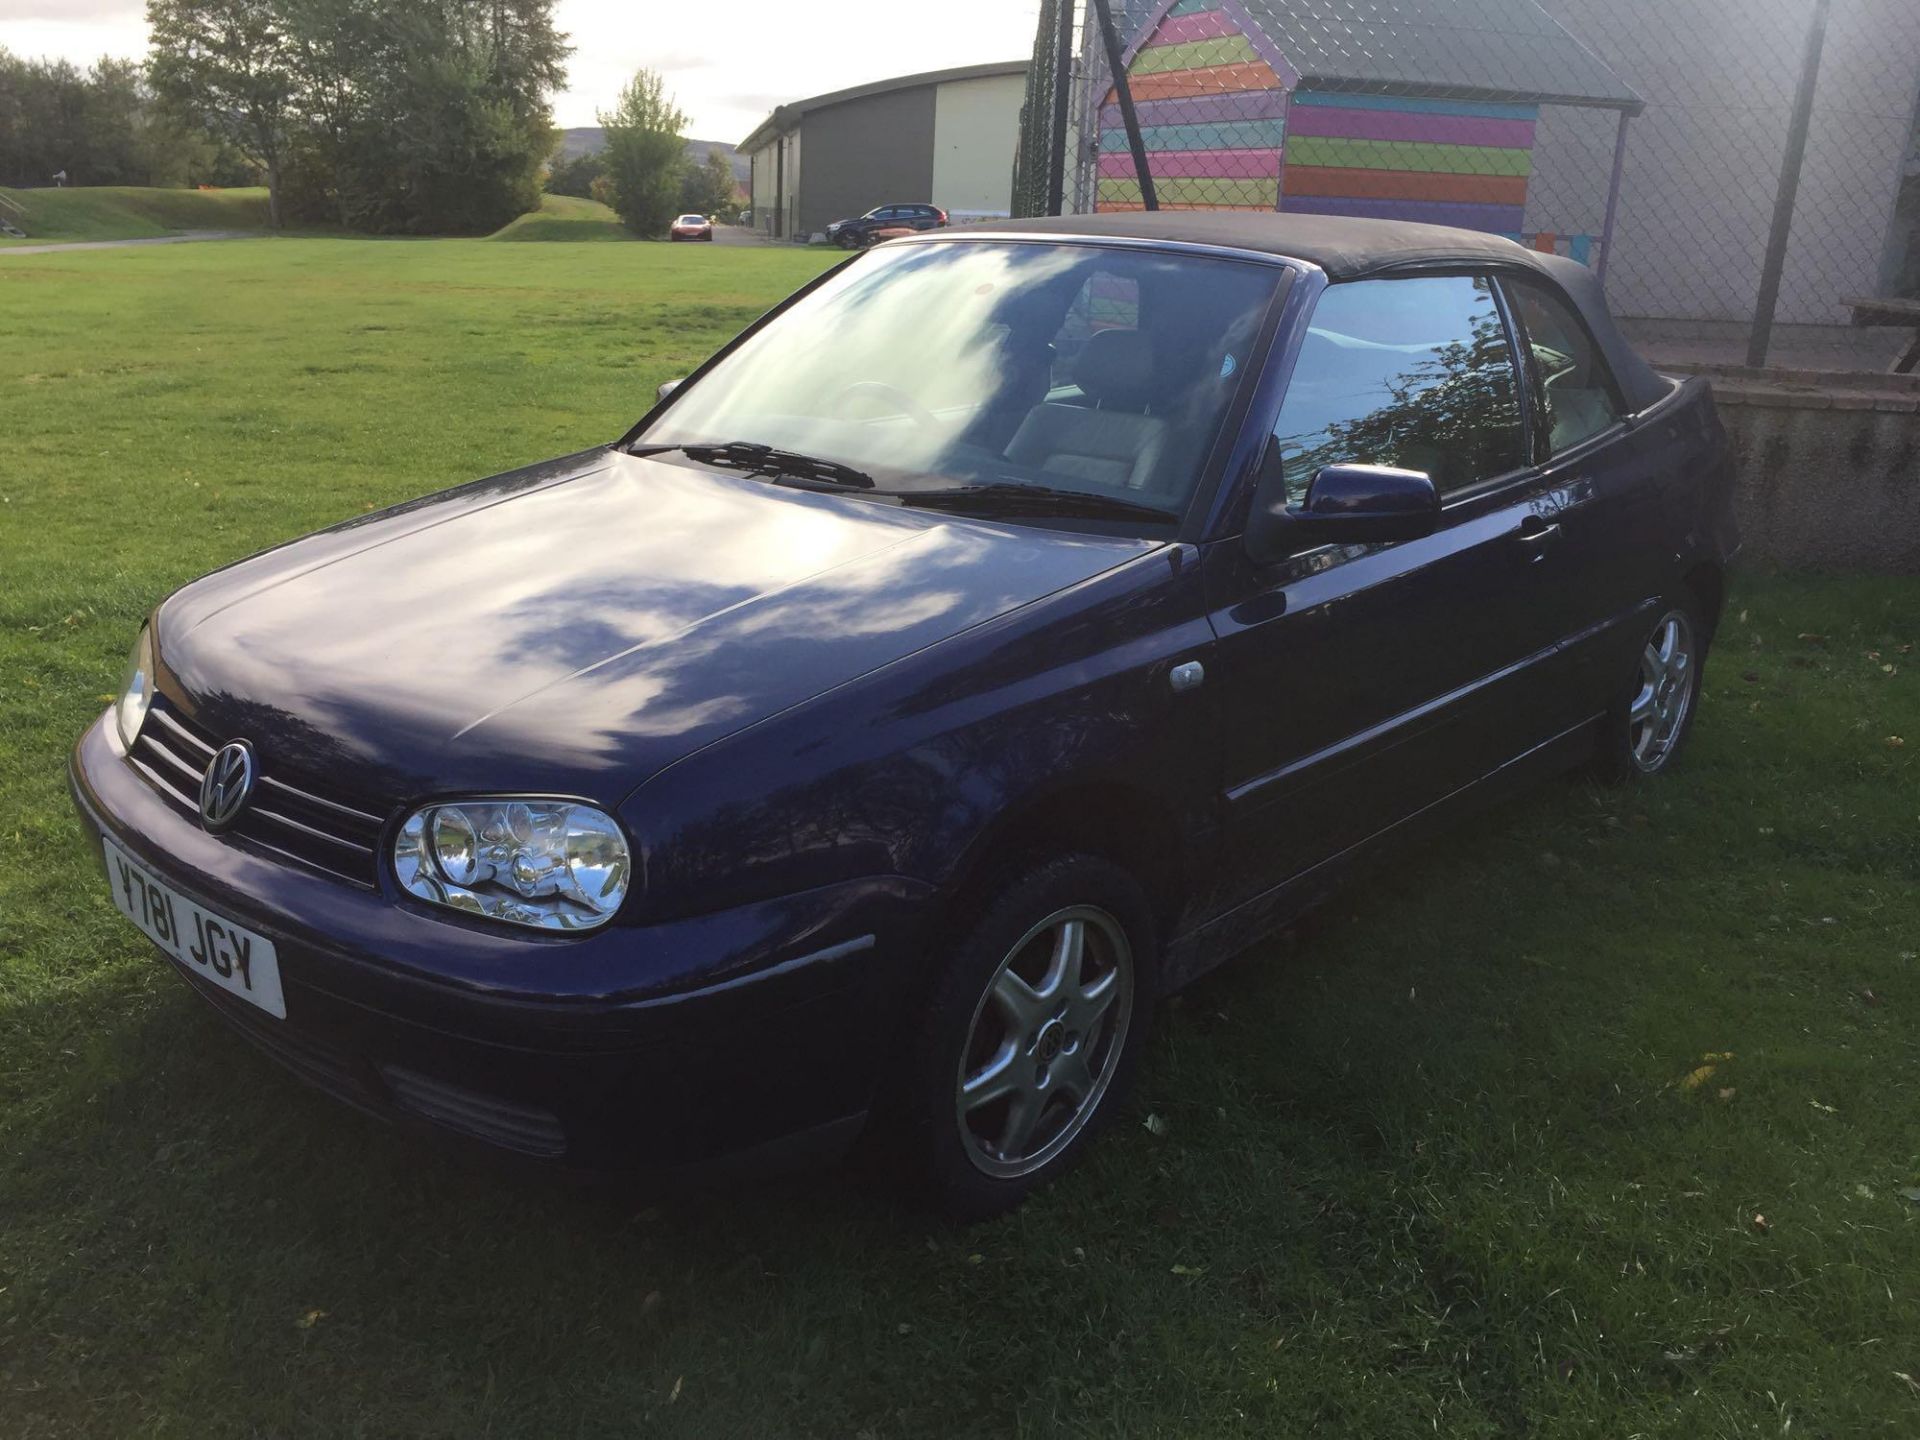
[[1595, 601, 1705, 781], [894, 854, 1155, 1220]]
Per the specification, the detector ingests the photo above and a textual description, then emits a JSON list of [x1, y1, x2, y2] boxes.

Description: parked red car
[[670, 214, 713, 242]]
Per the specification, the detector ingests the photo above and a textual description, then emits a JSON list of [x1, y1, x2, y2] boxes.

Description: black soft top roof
[[941, 211, 1668, 412]]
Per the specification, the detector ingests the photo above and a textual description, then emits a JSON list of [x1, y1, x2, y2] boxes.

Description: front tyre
[[1595, 601, 1705, 781], [898, 855, 1155, 1221]]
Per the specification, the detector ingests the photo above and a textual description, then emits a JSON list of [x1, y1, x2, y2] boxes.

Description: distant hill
[[554, 127, 749, 181]]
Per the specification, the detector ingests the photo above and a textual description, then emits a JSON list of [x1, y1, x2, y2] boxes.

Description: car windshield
[[640, 241, 1283, 517], [677, 215, 704, 225]]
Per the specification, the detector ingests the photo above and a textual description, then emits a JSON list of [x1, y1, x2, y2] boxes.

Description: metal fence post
[[1046, 0, 1076, 216], [1747, 0, 1832, 367], [1091, 0, 1156, 211], [1597, 110, 1631, 286]]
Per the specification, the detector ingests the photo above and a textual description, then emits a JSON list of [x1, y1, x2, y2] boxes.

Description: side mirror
[[656, 378, 685, 404], [1245, 444, 1439, 565]]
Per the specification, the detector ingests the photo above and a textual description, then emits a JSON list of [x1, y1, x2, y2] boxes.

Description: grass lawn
[[1, 237, 1917, 1438], [488, 192, 636, 241], [0, 185, 273, 245]]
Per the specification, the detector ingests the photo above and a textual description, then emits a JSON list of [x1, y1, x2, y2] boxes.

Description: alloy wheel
[[1629, 609, 1697, 772], [954, 905, 1134, 1179]]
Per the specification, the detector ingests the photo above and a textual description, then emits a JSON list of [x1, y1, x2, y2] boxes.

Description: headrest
[[1074, 328, 1156, 408]]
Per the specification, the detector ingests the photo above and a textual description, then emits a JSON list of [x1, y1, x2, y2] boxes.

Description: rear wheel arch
[[1682, 560, 1726, 642]]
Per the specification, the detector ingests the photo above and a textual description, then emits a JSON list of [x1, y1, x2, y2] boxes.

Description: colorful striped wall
[[1094, 0, 1546, 236], [1279, 91, 1538, 234], [1096, 0, 1285, 213]]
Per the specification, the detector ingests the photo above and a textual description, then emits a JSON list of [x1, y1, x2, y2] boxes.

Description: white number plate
[[102, 836, 286, 1019]]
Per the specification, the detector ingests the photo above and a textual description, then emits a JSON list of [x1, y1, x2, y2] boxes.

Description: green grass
[[1, 238, 1917, 1438], [0, 185, 272, 245], [489, 191, 634, 241]]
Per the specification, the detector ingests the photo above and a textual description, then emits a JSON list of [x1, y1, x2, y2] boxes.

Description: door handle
[[1514, 520, 1562, 560]]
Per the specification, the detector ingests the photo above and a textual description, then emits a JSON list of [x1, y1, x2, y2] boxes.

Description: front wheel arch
[[935, 781, 1191, 954]]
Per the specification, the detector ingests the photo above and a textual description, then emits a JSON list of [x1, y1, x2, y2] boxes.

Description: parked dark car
[[73, 213, 1736, 1218], [827, 202, 948, 248], [669, 213, 713, 242]]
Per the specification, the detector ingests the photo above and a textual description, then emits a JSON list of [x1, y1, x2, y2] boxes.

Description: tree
[[546, 147, 605, 199], [680, 146, 734, 217], [0, 48, 225, 190], [146, 0, 297, 227], [598, 69, 685, 237]]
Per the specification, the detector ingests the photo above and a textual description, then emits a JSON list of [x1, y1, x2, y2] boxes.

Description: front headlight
[[115, 627, 154, 750], [394, 798, 632, 932]]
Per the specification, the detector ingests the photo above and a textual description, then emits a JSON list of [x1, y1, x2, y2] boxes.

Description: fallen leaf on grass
[[1797, 632, 1827, 645], [1702, 1051, 1735, 1062], [1143, 1113, 1168, 1137], [1860, 989, 1882, 1006], [1810, 1099, 1840, 1114], [1751, 1213, 1771, 1233], [1900, 1188, 1920, 1206], [668, 1376, 683, 1404], [1889, 737, 1906, 749], [1716, 1087, 1737, 1102], [295, 1309, 326, 1329], [1678, 1065, 1717, 1092], [1170, 1264, 1205, 1276]]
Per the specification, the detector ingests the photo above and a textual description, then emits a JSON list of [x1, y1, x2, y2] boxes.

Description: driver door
[[1202, 273, 1574, 912]]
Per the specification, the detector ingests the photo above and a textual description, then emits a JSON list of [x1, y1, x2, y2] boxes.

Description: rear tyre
[[894, 854, 1156, 1221], [837, 229, 864, 250], [1594, 599, 1706, 782]]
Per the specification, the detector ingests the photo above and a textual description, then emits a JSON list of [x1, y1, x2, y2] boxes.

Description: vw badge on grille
[[199, 740, 256, 830]]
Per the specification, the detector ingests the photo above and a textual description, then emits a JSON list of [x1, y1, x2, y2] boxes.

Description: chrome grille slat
[[249, 806, 377, 854], [139, 732, 205, 784], [149, 707, 216, 757], [260, 774, 384, 827], [127, 754, 197, 807]]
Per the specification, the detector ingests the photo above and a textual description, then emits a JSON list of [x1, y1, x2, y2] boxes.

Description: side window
[[1270, 275, 1526, 503], [1506, 279, 1625, 454]]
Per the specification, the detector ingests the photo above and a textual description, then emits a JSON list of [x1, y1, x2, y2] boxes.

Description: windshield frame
[[622, 234, 1302, 542]]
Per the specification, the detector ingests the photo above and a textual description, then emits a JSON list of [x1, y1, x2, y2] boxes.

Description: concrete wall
[[745, 129, 802, 239], [1532, 0, 1920, 326], [1693, 368, 1920, 571], [931, 71, 1025, 219], [796, 86, 937, 237]]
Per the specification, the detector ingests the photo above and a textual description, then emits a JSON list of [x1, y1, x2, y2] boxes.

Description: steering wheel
[[830, 380, 940, 434]]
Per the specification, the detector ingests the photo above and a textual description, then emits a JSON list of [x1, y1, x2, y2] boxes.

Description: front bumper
[[70, 712, 930, 1174]]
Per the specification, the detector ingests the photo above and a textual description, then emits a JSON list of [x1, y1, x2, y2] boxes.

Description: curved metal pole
[[1091, 0, 1157, 211]]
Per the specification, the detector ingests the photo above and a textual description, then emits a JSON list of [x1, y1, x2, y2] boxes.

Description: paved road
[[0, 229, 252, 256], [708, 224, 769, 247]]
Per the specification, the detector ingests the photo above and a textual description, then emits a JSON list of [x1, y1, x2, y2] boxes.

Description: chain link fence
[[1017, 0, 1920, 373]]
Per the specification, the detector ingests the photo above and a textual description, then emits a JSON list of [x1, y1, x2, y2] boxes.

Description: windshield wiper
[[631, 440, 875, 490], [895, 483, 1178, 524]]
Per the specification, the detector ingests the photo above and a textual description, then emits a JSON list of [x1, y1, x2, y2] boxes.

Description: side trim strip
[[638, 934, 880, 1010]]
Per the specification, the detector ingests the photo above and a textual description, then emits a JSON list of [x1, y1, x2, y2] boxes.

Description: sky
[[0, 0, 1043, 143]]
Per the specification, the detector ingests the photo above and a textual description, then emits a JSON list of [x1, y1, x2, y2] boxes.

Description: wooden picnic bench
[[1842, 295, 1920, 374]]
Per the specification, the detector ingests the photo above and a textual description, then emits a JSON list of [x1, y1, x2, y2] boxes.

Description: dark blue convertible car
[[73, 212, 1736, 1217]]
